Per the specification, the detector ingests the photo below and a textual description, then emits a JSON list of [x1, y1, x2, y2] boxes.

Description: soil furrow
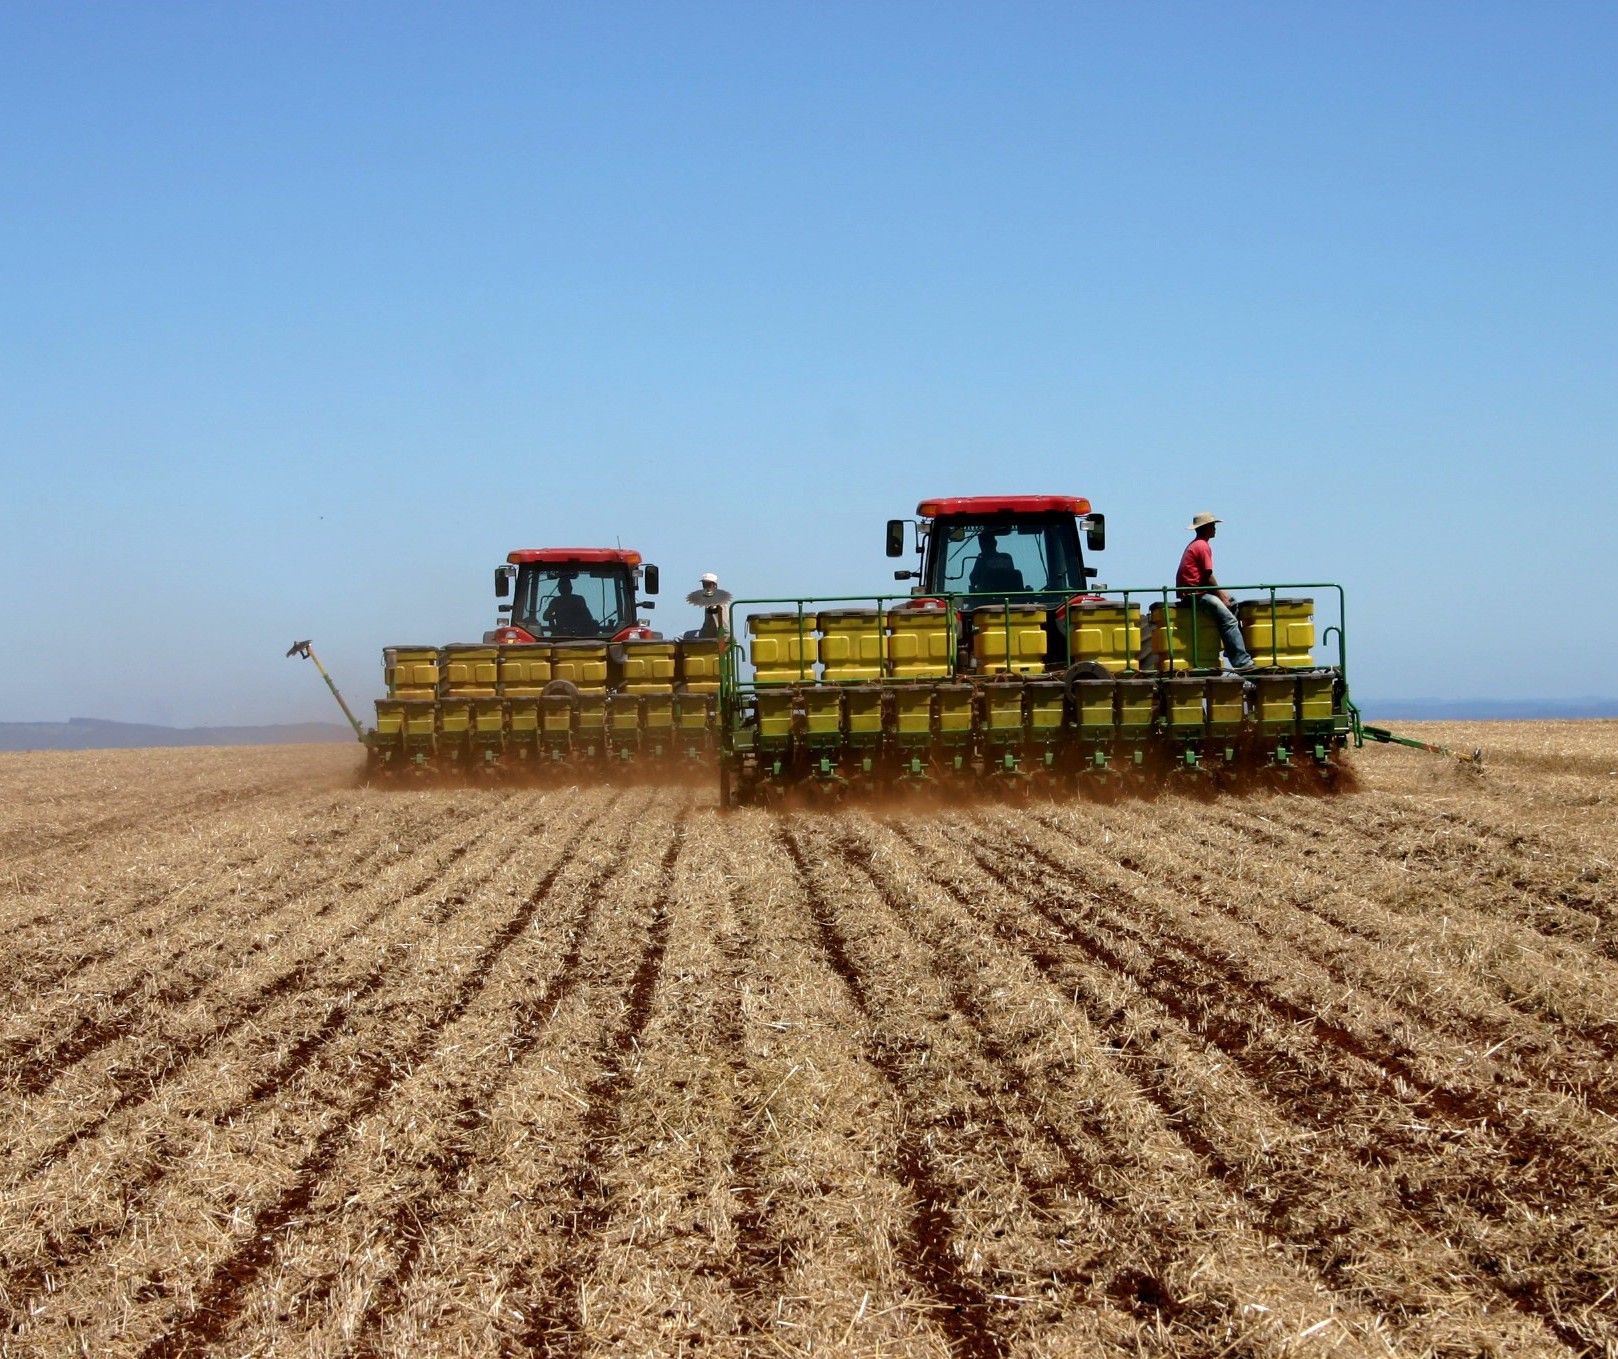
[[1232, 794, 1618, 948], [777, 821, 1008, 1359], [836, 815, 1431, 1354], [0, 804, 580, 1315], [970, 816, 1615, 1195], [939, 817, 1610, 1353], [882, 816, 1578, 1356], [2, 730, 1613, 1359], [515, 815, 688, 1356], [334, 800, 689, 1355], [0, 801, 507, 1105], [707, 885, 786, 1328], [127, 794, 637, 1359], [1027, 805, 1618, 1099]]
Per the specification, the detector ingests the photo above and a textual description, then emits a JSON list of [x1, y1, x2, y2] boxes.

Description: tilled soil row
[[1, 789, 634, 1354], [805, 813, 1400, 1358], [709, 811, 946, 1355], [2, 734, 1613, 1358], [970, 806, 1618, 1194], [7, 794, 620, 1188], [0, 796, 514, 1103], [6, 785, 491, 963], [338, 802, 934, 1358], [511, 811, 690, 1355], [1234, 788, 1618, 956], [0, 790, 463, 1010], [186, 792, 690, 1359], [0, 793, 577, 1317], [1026, 802, 1618, 1100], [1192, 799, 1618, 1059], [125, 792, 651, 1359], [0, 795, 535, 1180], [776, 820, 1016, 1359], [0, 746, 358, 869], [877, 813, 1578, 1357], [919, 810, 1614, 1355]]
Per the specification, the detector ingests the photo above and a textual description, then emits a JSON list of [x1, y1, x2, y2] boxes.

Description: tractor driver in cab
[[542, 575, 598, 636], [968, 531, 1024, 594]]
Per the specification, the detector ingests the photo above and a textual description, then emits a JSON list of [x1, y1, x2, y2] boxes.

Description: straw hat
[[1188, 512, 1221, 531], [686, 573, 734, 607]]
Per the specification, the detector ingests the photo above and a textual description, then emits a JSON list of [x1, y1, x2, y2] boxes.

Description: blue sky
[[3, 2, 1613, 725]]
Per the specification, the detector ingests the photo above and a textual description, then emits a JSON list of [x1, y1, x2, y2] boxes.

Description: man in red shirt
[[1176, 512, 1255, 671]]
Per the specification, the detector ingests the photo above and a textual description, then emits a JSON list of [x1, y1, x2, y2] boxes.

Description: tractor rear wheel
[[1062, 660, 1112, 695]]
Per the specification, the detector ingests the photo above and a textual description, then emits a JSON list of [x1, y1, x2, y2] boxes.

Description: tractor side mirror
[[885, 519, 906, 557], [643, 564, 660, 594], [494, 566, 515, 598], [1084, 514, 1106, 551]]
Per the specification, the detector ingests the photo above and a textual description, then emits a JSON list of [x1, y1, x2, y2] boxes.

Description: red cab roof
[[506, 548, 643, 566], [916, 495, 1091, 518]]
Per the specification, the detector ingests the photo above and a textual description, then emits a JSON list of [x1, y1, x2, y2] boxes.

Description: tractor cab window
[[513, 566, 631, 638], [932, 517, 1084, 598]]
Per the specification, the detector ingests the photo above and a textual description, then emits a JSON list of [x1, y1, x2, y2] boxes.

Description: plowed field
[[2, 724, 1615, 1358]]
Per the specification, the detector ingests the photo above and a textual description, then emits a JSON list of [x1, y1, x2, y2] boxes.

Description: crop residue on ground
[[1, 724, 1615, 1357]]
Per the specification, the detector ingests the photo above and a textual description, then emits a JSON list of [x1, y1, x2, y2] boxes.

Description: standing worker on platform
[[687, 571, 733, 638], [1177, 513, 1256, 672]]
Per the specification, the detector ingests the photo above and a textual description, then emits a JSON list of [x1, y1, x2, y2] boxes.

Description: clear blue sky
[[3, 2, 1613, 725]]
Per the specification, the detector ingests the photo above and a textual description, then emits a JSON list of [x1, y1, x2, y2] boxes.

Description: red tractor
[[485, 548, 660, 643]]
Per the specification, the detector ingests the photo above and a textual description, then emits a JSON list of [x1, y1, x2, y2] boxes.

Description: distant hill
[[1357, 698, 1618, 721], [0, 718, 358, 753]]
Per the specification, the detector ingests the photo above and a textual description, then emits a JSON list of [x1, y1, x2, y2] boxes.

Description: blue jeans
[[1192, 595, 1253, 669]]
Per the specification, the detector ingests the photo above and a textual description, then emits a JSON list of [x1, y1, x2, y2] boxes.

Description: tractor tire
[[1062, 660, 1112, 697], [542, 679, 581, 701]]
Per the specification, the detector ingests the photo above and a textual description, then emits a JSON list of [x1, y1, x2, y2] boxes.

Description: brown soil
[[1, 723, 1614, 1357]]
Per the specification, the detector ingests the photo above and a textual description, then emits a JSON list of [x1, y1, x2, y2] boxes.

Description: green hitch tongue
[[286, 640, 365, 742], [1361, 724, 1483, 765]]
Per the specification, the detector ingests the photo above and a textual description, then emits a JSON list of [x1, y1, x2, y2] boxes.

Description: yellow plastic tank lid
[[747, 611, 814, 624], [1237, 598, 1313, 610], [817, 607, 882, 619], [1070, 599, 1140, 613]]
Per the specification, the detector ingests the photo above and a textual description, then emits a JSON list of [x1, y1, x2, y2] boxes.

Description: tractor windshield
[[927, 515, 1085, 599], [513, 565, 632, 638]]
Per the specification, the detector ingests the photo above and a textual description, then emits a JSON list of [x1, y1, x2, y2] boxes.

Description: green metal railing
[[716, 583, 1353, 758], [719, 583, 1346, 678]]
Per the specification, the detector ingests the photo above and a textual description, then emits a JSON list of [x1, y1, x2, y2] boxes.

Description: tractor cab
[[488, 548, 659, 643], [887, 495, 1106, 671], [889, 496, 1105, 603]]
